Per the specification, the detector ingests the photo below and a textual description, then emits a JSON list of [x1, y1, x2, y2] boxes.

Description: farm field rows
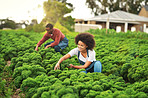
[[0, 29, 148, 98]]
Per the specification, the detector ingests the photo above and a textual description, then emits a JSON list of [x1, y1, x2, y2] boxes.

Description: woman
[[54, 33, 102, 73]]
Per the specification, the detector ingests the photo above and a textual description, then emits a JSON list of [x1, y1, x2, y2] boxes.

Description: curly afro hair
[[75, 33, 95, 50]]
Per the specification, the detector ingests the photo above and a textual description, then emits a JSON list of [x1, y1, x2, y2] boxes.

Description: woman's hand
[[54, 63, 60, 70], [54, 54, 71, 70], [69, 64, 74, 68]]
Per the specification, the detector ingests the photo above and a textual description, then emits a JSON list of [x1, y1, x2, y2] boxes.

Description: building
[[75, 10, 148, 33]]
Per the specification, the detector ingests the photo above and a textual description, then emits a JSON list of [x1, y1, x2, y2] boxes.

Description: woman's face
[[77, 40, 88, 52]]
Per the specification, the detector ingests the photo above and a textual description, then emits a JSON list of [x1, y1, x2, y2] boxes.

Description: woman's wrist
[[72, 65, 74, 68], [56, 63, 59, 66]]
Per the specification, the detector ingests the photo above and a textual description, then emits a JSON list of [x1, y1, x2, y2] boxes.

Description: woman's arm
[[54, 54, 71, 70], [35, 45, 39, 51], [69, 61, 92, 69]]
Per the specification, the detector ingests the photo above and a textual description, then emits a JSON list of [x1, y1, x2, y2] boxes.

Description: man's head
[[46, 23, 53, 34]]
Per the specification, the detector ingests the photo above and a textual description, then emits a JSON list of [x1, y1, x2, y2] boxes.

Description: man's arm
[[35, 33, 49, 51], [45, 32, 61, 49], [45, 44, 52, 49]]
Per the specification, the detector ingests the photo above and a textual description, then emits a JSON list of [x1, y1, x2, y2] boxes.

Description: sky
[[0, 0, 94, 23]]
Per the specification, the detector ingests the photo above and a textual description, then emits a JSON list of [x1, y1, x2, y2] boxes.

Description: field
[[0, 29, 148, 98]]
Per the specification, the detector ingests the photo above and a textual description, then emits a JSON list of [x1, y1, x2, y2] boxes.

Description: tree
[[33, 23, 45, 33], [86, 0, 148, 15], [0, 18, 17, 29], [59, 16, 75, 31], [41, 0, 74, 31]]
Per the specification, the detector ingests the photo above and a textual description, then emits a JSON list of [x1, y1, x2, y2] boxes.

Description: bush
[[25, 25, 33, 32], [33, 24, 45, 33], [54, 21, 70, 34]]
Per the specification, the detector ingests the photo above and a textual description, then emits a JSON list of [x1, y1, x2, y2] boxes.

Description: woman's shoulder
[[70, 48, 79, 53], [88, 49, 95, 52], [72, 47, 79, 51], [88, 49, 95, 54], [68, 47, 79, 56]]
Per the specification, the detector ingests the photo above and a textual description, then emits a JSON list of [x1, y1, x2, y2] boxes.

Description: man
[[35, 23, 69, 52]]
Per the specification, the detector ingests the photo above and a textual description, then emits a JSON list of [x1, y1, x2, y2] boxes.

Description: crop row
[[0, 29, 148, 97]]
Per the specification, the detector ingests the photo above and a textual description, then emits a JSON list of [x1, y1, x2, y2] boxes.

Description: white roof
[[85, 10, 148, 24]]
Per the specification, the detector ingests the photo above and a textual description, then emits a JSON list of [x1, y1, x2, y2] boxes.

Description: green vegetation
[[0, 19, 17, 29], [41, 0, 74, 31], [86, 0, 148, 15], [0, 29, 148, 97]]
